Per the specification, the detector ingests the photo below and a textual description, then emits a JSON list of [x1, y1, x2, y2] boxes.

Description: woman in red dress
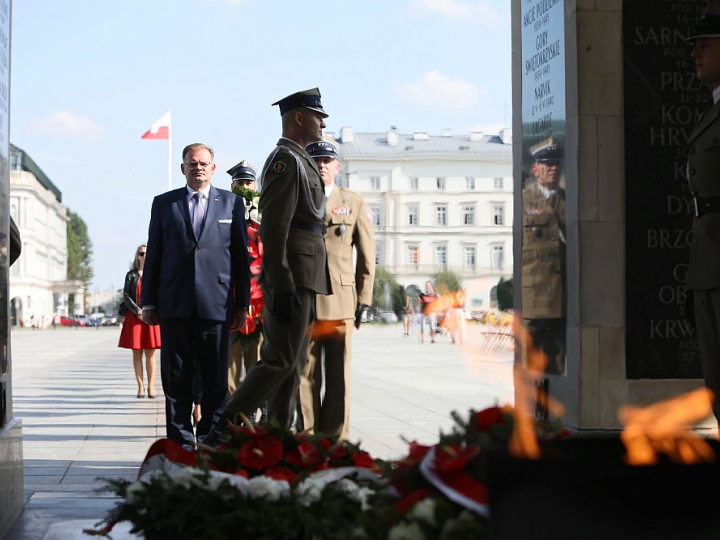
[[118, 244, 161, 398]]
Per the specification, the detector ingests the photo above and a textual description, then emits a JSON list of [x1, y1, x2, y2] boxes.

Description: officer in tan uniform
[[298, 138, 374, 440], [204, 88, 330, 442], [686, 5, 720, 423], [521, 138, 566, 375]]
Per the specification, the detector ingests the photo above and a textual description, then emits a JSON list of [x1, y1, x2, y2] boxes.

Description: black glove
[[354, 304, 368, 328], [272, 291, 299, 326]]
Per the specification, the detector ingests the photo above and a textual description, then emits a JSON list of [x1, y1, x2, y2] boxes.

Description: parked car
[[88, 313, 105, 327], [73, 315, 88, 327], [103, 315, 119, 326], [59, 316, 74, 327]]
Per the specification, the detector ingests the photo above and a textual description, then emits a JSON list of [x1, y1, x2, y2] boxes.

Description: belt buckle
[[693, 193, 700, 218]]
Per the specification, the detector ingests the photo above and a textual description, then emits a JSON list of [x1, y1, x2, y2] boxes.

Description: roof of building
[[10, 143, 62, 202], [336, 130, 511, 159]]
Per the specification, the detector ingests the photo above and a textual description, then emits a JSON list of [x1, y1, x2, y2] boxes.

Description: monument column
[[512, 0, 712, 430], [0, 0, 23, 536]]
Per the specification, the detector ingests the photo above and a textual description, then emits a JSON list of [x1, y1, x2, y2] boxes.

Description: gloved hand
[[272, 291, 299, 326], [354, 304, 369, 329]]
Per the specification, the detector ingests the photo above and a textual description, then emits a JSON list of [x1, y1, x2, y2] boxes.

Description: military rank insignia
[[332, 207, 352, 215], [274, 161, 286, 173]]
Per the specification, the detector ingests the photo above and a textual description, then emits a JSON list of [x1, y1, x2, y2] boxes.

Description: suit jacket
[[316, 186, 375, 321], [141, 185, 251, 321], [521, 183, 566, 319], [687, 100, 720, 290], [258, 137, 330, 295]]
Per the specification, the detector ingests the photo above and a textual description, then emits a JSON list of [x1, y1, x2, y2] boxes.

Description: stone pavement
[[4, 323, 513, 539]]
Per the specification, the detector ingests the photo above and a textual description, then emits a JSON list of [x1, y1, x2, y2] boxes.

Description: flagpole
[[167, 108, 172, 191]]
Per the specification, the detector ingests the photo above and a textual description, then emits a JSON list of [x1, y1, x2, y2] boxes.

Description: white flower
[[408, 498, 437, 526], [247, 475, 289, 501], [206, 471, 249, 495], [249, 207, 259, 222], [125, 481, 145, 505], [336, 478, 375, 511], [171, 467, 205, 488], [296, 477, 326, 506], [388, 521, 425, 540], [252, 196, 260, 208]]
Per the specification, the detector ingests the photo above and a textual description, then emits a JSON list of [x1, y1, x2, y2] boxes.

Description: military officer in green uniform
[[204, 88, 331, 442], [298, 138, 375, 440], [686, 4, 720, 423], [521, 138, 566, 375]]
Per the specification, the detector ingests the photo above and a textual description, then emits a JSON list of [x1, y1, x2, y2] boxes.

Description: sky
[[10, 0, 511, 292]]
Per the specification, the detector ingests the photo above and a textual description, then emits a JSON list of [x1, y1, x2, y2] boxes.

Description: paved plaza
[[4, 323, 513, 539]]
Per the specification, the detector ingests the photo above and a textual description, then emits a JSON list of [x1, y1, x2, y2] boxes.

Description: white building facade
[[8, 144, 82, 327], [335, 127, 513, 311]]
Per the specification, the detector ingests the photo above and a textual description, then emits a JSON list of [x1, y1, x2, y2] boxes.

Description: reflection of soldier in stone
[[521, 138, 566, 375]]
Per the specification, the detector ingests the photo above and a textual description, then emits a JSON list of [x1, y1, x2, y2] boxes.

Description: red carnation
[[329, 444, 349, 461], [237, 436, 283, 470], [434, 444, 480, 474], [351, 451, 376, 469], [265, 466, 297, 484], [285, 440, 321, 468], [475, 406, 506, 432], [395, 488, 432, 514], [397, 441, 432, 472]]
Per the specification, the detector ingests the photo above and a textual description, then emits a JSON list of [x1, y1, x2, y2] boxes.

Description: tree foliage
[[67, 210, 94, 313], [372, 266, 405, 315], [431, 269, 463, 294], [496, 277, 514, 312]]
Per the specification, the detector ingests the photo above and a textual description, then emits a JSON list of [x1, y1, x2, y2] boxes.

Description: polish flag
[[141, 110, 171, 140]]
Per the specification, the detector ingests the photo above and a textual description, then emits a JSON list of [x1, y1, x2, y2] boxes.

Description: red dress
[[118, 277, 161, 350]]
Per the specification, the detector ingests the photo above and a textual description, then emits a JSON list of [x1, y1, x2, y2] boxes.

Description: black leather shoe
[[200, 411, 230, 447]]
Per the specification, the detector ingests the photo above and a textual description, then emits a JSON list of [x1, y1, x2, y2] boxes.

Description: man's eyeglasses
[[138, 252, 146, 257], [185, 161, 212, 169]]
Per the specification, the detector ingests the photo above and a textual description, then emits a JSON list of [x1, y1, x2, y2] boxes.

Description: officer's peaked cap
[[227, 160, 256, 182], [530, 137, 563, 163], [688, 1, 720, 41], [272, 87, 328, 118], [306, 138, 339, 159]]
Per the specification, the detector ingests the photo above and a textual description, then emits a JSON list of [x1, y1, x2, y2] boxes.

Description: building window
[[435, 245, 447, 266], [464, 247, 476, 268], [436, 205, 447, 226], [492, 245, 504, 269], [494, 177, 504, 190], [406, 245, 419, 265], [375, 244, 382, 265], [370, 207, 381, 227], [10, 151, 22, 171], [492, 204, 505, 226], [336, 175, 348, 188], [437, 177, 446, 190], [466, 177, 475, 190], [408, 205, 419, 226], [462, 205, 475, 225], [410, 177, 419, 190], [370, 177, 381, 190]]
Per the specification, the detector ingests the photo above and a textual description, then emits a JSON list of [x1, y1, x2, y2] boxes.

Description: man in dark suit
[[687, 4, 720, 424], [142, 143, 251, 448], [204, 88, 330, 443]]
